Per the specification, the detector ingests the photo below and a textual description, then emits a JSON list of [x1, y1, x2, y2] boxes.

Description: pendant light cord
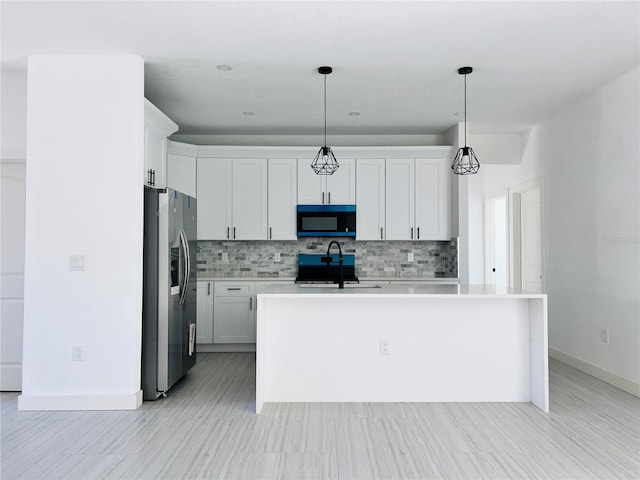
[[324, 74, 327, 147], [464, 72, 467, 147]]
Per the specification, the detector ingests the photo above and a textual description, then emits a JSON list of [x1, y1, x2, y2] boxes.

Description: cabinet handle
[[269, 227, 272, 239], [322, 192, 325, 204], [417, 227, 420, 239], [226, 227, 230, 239], [411, 227, 414, 240], [328, 192, 331, 204], [249, 297, 253, 310], [227, 287, 241, 291], [233, 227, 236, 239], [380, 227, 383, 240], [207, 282, 211, 295]]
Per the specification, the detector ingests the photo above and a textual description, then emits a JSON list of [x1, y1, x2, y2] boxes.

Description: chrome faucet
[[322, 241, 344, 289]]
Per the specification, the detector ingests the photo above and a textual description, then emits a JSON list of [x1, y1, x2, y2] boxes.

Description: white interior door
[[520, 187, 543, 293], [484, 192, 508, 288], [1, 162, 26, 390]]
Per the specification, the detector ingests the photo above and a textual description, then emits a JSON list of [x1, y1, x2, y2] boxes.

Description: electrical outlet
[[380, 339, 391, 355], [222, 252, 229, 262], [68, 255, 86, 271], [601, 329, 610, 343], [408, 252, 414, 262], [72, 345, 84, 362], [274, 252, 281, 262]]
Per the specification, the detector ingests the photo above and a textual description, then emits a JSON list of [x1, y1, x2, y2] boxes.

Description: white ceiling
[[2, 1, 639, 140]]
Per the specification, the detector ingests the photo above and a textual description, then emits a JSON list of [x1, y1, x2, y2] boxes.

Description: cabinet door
[[197, 158, 232, 240], [415, 158, 450, 240], [144, 128, 167, 189], [168, 153, 197, 198], [268, 158, 297, 240], [232, 158, 268, 240], [213, 297, 255, 343], [385, 159, 415, 240], [356, 159, 385, 240], [196, 281, 214, 344], [297, 158, 326, 204], [326, 158, 356, 204]]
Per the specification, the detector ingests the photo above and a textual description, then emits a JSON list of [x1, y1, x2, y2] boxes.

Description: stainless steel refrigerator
[[142, 186, 197, 400]]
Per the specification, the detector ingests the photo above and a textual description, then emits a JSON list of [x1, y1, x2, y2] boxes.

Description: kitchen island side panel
[[257, 295, 548, 412]]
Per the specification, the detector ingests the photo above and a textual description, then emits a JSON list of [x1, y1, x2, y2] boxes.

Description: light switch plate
[[408, 252, 414, 262], [274, 252, 281, 262]]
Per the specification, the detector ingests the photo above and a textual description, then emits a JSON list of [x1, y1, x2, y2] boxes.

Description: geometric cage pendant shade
[[311, 145, 340, 175], [451, 66, 480, 175], [451, 146, 480, 175]]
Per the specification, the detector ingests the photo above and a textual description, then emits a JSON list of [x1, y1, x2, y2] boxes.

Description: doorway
[[484, 190, 509, 288], [512, 181, 545, 293]]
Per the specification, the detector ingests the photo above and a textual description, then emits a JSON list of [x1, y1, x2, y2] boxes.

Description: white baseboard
[[197, 343, 256, 353], [0, 364, 22, 391], [550, 348, 639, 397], [17, 390, 143, 411]]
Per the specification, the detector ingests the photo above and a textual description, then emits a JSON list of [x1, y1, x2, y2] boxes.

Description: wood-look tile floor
[[2, 354, 639, 479]]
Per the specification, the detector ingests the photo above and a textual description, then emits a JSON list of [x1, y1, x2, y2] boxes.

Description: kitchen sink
[[297, 283, 382, 289]]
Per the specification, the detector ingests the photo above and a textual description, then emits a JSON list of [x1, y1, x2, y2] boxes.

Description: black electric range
[[295, 254, 359, 284]]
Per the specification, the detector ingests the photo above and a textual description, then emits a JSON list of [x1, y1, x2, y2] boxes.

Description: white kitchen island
[[256, 284, 548, 413]]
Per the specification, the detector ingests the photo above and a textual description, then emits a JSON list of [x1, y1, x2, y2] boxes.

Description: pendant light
[[311, 66, 339, 175], [451, 66, 480, 175]]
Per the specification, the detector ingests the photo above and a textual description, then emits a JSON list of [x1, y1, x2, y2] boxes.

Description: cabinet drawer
[[215, 283, 252, 296]]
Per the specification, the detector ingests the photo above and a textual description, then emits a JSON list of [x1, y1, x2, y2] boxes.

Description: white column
[[19, 55, 145, 410]]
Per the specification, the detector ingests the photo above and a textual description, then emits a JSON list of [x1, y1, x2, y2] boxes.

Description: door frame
[[484, 189, 510, 287], [510, 178, 546, 292]]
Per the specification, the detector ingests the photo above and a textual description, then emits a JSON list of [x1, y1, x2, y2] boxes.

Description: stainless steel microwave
[[297, 205, 356, 237]]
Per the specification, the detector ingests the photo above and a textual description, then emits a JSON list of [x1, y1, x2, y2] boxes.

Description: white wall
[[476, 66, 640, 394], [19, 56, 145, 410]]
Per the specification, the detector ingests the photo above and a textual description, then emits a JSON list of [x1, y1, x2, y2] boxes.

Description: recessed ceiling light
[[242, 111, 255, 116], [348, 111, 360, 116], [216, 64, 232, 71]]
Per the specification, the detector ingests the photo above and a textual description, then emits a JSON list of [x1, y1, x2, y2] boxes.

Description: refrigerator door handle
[[179, 229, 189, 305]]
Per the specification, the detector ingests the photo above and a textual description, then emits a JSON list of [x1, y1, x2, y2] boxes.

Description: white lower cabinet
[[196, 281, 214, 344], [213, 282, 256, 343]]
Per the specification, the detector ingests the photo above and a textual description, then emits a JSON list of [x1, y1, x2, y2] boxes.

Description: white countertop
[[257, 283, 545, 298], [197, 276, 458, 283]]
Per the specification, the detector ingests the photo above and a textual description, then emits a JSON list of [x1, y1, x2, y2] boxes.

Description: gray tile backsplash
[[197, 238, 457, 279]]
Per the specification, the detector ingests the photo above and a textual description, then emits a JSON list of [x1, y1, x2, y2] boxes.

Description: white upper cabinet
[[415, 158, 450, 240], [356, 158, 386, 240], [144, 99, 178, 189], [326, 158, 356, 204], [297, 157, 355, 205], [232, 159, 268, 240], [385, 159, 416, 240], [385, 157, 451, 241], [268, 158, 297, 240], [297, 158, 325, 204], [197, 158, 232, 240], [193, 146, 450, 242], [197, 157, 267, 240], [167, 142, 197, 198]]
